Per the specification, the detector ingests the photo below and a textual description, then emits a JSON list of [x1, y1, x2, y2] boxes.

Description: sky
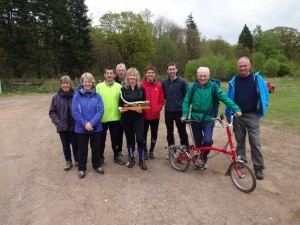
[[85, 0, 299, 44]]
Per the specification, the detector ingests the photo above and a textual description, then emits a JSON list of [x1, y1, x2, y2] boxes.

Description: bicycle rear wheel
[[168, 146, 190, 172], [229, 162, 256, 193]]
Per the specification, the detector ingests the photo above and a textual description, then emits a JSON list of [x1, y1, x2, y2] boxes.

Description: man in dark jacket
[[162, 62, 189, 147]]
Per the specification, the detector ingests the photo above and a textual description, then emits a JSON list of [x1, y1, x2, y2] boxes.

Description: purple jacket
[[49, 88, 76, 133]]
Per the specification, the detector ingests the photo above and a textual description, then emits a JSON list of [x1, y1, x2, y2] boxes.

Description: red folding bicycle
[[168, 114, 256, 193]]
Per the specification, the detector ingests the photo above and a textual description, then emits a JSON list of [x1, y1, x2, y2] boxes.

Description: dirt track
[[0, 94, 299, 225]]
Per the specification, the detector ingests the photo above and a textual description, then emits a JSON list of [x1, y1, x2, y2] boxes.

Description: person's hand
[[181, 117, 186, 122], [85, 122, 94, 131], [235, 112, 242, 117], [133, 106, 142, 113], [118, 107, 127, 113]]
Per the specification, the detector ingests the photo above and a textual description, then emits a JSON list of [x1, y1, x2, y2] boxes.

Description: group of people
[[49, 56, 268, 180]]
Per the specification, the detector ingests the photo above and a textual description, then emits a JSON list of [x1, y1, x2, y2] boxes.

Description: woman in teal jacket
[[182, 67, 241, 166]]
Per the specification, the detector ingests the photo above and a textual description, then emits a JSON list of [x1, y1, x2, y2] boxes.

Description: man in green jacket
[[181, 66, 242, 166], [96, 66, 125, 165]]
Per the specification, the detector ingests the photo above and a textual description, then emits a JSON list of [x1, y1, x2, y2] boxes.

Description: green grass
[[261, 77, 300, 128]]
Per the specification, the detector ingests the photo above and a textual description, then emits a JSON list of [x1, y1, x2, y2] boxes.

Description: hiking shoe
[[75, 162, 78, 167], [144, 151, 149, 160], [95, 167, 104, 174], [139, 160, 147, 171], [114, 157, 125, 165], [79, 171, 86, 179], [64, 161, 73, 171], [127, 157, 136, 168], [255, 169, 264, 180]]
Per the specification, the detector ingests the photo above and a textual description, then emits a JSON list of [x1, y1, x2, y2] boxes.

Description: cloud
[[85, 0, 300, 44]]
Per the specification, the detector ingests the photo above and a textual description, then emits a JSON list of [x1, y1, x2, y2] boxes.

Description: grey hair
[[60, 75, 72, 84], [116, 63, 126, 71], [237, 56, 251, 65], [197, 66, 210, 75]]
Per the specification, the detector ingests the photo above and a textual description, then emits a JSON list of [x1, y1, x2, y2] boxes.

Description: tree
[[185, 13, 201, 60], [258, 32, 283, 59], [252, 52, 266, 72], [252, 25, 263, 49], [268, 26, 300, 64], [0, 0, 93, 78], [154, 33, 179, 75], [206, 38, 235, 59], [99, 11, 155, 72], [238, 24, 253, 51]]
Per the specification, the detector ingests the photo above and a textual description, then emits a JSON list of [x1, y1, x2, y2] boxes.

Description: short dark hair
[[104, 66, 115, 74], [145, 66, 157, 73], [167, 62, 177, 69]]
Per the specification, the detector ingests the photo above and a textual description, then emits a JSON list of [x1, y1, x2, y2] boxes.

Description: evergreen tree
[[238, 24, 254, 51], [185, 13, 201, 60]]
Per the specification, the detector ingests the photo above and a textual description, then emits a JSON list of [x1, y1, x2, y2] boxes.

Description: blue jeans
[[191, 121, 215, 163], [59, 131, 78, 162]]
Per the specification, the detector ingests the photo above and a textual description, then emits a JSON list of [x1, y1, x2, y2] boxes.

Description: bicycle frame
[[176, 117, 243, 174], [168, 115, 256, 193]]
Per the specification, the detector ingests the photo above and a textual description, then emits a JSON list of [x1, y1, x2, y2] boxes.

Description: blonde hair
[[60, 75, 72, 85], [124, 68, 140, 89], [80, 72, 95, 84]]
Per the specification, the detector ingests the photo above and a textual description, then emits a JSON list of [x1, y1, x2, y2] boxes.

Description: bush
[[184, 55, 227, 81], [278, 63, 292, 77], [263, 58, 280, 77]]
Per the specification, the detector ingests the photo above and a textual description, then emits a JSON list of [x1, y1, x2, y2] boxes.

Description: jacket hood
[[58, 87, 75, 97], [77, 84, 96, 96]]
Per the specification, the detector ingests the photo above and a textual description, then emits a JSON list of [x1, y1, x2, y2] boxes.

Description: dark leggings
[[143, 118, 159, 152]]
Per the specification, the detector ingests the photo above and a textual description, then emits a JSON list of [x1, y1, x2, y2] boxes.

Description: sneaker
[[114, 157, 125, 165], [95, 167, 104, 174], [139, 160, 147, 170], [144, 151, 149, 160], [64, 161, 73, 171], [127, 157, 136, 168], [79, 171, 86, 179], [255, 169, 264, 180], [149, 151, 155, 159]]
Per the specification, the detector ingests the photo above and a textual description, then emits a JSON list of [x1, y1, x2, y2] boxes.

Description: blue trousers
[[191, 121, 215, 163]]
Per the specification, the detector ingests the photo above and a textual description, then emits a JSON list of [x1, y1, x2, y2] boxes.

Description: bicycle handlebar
[[184, 114, 237, 127]]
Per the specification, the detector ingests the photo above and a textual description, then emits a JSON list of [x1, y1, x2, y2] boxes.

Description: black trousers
[[76, 132, 101, 171], [58, 131, 78, 162], [100, 121, 121, 160], [143, 118, 159, 152], [164, 111, 189, 146]]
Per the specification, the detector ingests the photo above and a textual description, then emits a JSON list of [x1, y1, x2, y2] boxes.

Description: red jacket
[[140, 78, 165, 120]]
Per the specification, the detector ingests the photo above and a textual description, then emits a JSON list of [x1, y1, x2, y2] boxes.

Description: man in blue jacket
[[225, 57, 269, 180]]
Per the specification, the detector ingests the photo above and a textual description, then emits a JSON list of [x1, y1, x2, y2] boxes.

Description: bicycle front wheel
[[229, 162, 256, 193], [168, 146, 190, 172]]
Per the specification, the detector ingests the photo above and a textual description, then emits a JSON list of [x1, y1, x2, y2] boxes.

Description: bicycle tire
[[229, 162, 256, 193], [168, 146, 190, 172]]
